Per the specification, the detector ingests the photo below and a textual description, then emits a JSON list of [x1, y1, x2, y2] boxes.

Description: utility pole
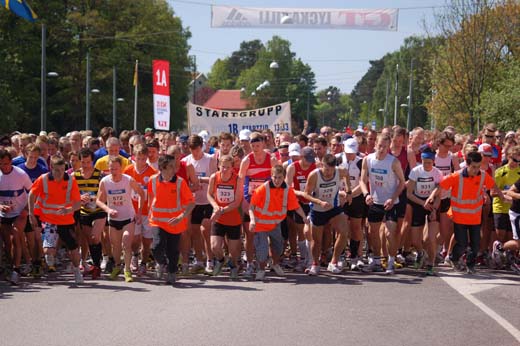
[[383, 79, 389, 127], [85, 51, 91, 131], [406, 59, 414, 131], [394, 63, 399, 126], [112, 66, 117, 132], [40, 24, 46, 132]]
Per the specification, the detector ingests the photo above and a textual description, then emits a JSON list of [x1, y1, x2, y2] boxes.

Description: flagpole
[[40, 23, 46, 132], [133, 60, 138, 131]]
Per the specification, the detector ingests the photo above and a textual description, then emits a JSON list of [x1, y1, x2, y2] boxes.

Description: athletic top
[[493, 164, 520, 214], [17, 163, 48, 183], [408, 165, 443, 199], [0, 166, 32, 218], [366, 153, 399, 205], [435, 153, 454, 199], [311, 167, 341, 212], [391, 146, 410, 179], [291, 160, 316, 204], [73, 169, 104, 215], [213, 172, 242, 226], [100, 174, 135, 221], [123, 164, 157, 215], [94, 155, 130, 175], [243, 152, 272, 202], [338, 154, 362, 197], [510, 179, 520, 214], [182, 153, 214, 205]]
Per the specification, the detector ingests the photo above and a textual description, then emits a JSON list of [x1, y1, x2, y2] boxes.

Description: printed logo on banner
[[223, 8, 250, 27]]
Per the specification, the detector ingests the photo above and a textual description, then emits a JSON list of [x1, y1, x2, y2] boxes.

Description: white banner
[[188, 102, 292, 136], [211, 6, 398, 31], [153, 94, 170, 130]]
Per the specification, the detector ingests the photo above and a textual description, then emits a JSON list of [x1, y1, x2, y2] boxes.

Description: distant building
[[203, 90, 248, 110]]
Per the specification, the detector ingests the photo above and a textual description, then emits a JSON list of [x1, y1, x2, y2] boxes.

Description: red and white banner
[[152, 60, 170, 130], [211, 6, 398, 31]]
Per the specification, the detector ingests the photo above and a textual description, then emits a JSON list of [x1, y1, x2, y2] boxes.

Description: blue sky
[[168, 0, 445, 93]]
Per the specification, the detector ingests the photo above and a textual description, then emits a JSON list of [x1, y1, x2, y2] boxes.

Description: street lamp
[[269, 61, 279, 69], [41, 71, 59, 131], [300, 78, 311, 124]]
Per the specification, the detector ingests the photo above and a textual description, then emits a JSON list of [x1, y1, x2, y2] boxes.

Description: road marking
[[440, 271, 520, 343]]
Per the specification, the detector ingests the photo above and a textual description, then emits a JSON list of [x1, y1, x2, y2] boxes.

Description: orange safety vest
[[449, 172, 486, 225], [253, 181, 289, 232], [148, 175, 190, 234], [39, 174, 75, 225]]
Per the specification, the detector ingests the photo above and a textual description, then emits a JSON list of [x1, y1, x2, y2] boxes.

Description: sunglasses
[[512, 158, 520, 163], [321, 131, 330, 135], [484, 134, 495, 138]]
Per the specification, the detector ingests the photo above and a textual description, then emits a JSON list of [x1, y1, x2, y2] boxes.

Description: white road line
[[440, 272, 520, 343]]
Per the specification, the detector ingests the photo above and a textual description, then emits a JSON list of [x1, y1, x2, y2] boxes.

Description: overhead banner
[[152, 60, 170, 130], [211, 6, 398, 31], [188, 102, 292, 136]]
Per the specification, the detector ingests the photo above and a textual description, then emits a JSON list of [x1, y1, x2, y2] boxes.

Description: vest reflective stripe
[[41, 174, 72, 210], [450, 173, 485, 214], [150, 176, 183, 219], [259, 181, 289, 217]]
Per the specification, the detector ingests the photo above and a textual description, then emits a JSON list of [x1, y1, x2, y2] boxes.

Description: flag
[[133, 60, 138, 87], [1, 0, 38, 22]]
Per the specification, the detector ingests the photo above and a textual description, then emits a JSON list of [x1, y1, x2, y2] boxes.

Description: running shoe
[[9, 270, 20, 285], [130, 255, 139, 272], [294, 260, 305, 273], [124, 270, 133, 283], [100, 256, 108, 271], [74, 268, 84, 284], [212, 260, 224, 277], [180, 263, 189, 276], [510, 262, 520, 275], [444, 256, 455, 268], [109, 266, 121, 280], [91, 265, 101, 280], [476, 254, 486, 267], [48, 266, 57, 273], [491, 241, 503, 269], [327, 262, 342, 274], [138, 263, 147, 276], [105, 258, 115, 274], [351, 258, 365, 271], [156, 263, 165, 280], [414, 250, 425, 270], [396, 253, 406, 265], [255, 269, 265, 281], [191, 261, 205, 274], [307, 265, 319, 276], [20, 264, 32, 276], [205, 261, 214, 275], [385, 262, 395, 275], [271, 264, 285, 277], [425, 265, 435, 276], [242, 264, 254, 278], [32, 265, 43, 278], [167, 272, 176, 284], [466, 266, 476, 275], [230, 267, 239, 280], [364, 262, 384, 273]]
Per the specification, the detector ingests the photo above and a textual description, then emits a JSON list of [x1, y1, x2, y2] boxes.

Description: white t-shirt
[[101, 174, 135, 221], [182, 153, 216, 205], [408, 165, 443, 199], [0, 166, 32, 218]]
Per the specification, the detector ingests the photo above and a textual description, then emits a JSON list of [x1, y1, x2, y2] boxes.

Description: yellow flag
[[133, 60, 138, 87]]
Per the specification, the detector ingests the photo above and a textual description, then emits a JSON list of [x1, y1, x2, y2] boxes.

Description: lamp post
[[41, 71, 59, 132]]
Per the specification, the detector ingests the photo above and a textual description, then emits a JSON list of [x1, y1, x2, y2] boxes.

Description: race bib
[[217, 185, 235, 203]]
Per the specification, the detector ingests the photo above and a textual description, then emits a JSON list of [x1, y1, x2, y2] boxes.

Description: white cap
[[288, 143, 301, 157], [344, 138, 358, 154], [239, 129, 251, 141], [198, 130, 209, 143]]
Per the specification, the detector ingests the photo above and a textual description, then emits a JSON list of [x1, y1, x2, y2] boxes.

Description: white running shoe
[[255, 269, 265, 281], [130, 255, 139, 272], [242, 264, 254, 278], [100, 256, 108, 271], [308, 265, 319, 276], [327, 262, 342, 274], [9, 270, 20, 285], [74, 268, 84, 284]]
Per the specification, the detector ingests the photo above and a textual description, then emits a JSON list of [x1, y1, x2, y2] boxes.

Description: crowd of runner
[[0, 122, 519, 285]]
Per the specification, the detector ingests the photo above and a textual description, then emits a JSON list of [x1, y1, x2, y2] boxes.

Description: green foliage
[[479, 59, 520, 130], [0, 0, 191, 135]]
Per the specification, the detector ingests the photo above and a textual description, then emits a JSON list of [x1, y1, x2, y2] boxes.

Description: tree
[[427, 0, 518, 133], [0, 0, 191, 134], [479, 59, 520, 130], [207, 59, 234, 90]]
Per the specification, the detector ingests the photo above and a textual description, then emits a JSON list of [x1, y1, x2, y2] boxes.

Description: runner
[[207, 155, 243, 279], [303, 154, 352, 275], [359, 133, 406, 274], [148, 154, 195, 284], [28, 155, 83, 284], [96, 156, 145, 282], [0, 149, 33, 284], [74, 148, 106, 280], [123, 144, 157, 276], [249, 165, 308, 281]]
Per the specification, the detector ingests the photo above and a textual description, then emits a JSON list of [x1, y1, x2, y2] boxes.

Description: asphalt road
[[1, 267, 519, 346]]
